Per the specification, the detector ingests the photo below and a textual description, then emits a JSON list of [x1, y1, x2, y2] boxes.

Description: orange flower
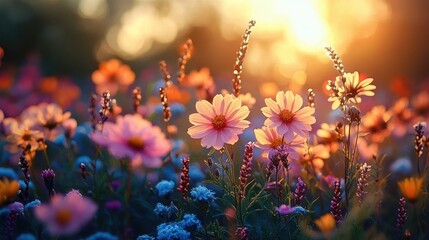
[[0, 178, 20, 205], [165, 85, 191, 105], [314, 213, 336, 234], [361, 105, 391, 143], [398, 177, 424, 203], [92, 59, 135, 95], [316, 123, 340, 153]]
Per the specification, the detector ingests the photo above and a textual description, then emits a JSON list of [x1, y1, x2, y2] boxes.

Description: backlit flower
[[361, 105, 391, 143], [0, 178, 20, 205], [254, 126, 304, 160], [261, 90, 316, 141], [398, 177, 424, 203], [389, 98, 413, 137], [183, 68, 215, 100], [19, 103, 72, 141], [316, 123, 340, 153], [35, 190, 97, 236], [328, 71, 376, 109], [92, 59, 135, 95], [299, 144, 330, 173], [9, 127, 45, 152], [91, 114, 171, 168], [314, 213, 336, 234], [188, 94, 250, 150], [412, 91, 429, 122]]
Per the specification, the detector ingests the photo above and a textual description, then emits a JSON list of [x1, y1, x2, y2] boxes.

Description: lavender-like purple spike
[[356, 163, 371, 206], [330, 181, 343, 224], [239, 142, 254, 200], [18, 145, 31, 201], [396, 197, 407, 229], [294, 177, 307, 205], [5, 202, 24, 240], [41, 169, 56, 198]]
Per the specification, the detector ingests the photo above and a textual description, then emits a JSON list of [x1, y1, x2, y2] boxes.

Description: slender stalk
[[42, 148, 51, 168]]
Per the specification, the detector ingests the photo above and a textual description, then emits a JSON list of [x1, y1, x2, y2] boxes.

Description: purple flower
[[105, 200, 122, 212], [35, 190, 97, 236], [275, 204, 308, 216]]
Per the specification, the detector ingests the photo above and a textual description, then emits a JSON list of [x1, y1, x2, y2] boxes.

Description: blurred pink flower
[[20, 102, 72, 140], [35, 190, 97, 236], [188, 94, 250, 150], [261, 91, 316, 141], [91, 114, 171, 168], [254, 126, 304, 160]]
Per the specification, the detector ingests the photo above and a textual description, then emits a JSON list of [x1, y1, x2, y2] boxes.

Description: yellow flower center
[[212, 115, 227, 130], [127, 136, 145, 150], [279, 110, 294, 124], [55, 209, 72, 226]]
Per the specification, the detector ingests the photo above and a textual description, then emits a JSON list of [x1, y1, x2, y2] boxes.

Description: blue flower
[[157, 223, 190, 240], [0, 167, 17, 179], [24, 199, 41, 211], [16, 233, 36, 240], [19, 180, 34, 190], [155, 180, 175, 197], [137, 235, 155, 240], [390, 157, 412, 174], [178, 213, 202, 231], [190, 186, 215, 204], [189, 163, 205, 182], [85, 232, 118, 240], [154, 202, 178, 221]]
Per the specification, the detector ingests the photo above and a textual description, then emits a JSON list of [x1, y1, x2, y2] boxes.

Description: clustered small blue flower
[[157, 223, 191, 240], [178, 213, 202, 231], [154, 202, 178, 221], [190, 185, 215, 204], [136, 235, 155, 240], [16, 233, 36, 240], [24, 199, 41, 211], [155, 180, 175, 197], [85, 231, 118, 240]]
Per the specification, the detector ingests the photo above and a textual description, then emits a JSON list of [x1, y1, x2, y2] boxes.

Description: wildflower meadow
[[1, 5, 429, 240]]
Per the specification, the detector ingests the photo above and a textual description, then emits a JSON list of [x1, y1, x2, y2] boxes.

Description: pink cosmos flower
[[261, 90, 316, 141], [35, 190, 97, 236], [91, 114, 171, 168], [188, 94, 250, 150], [254, 126, 304, 160]]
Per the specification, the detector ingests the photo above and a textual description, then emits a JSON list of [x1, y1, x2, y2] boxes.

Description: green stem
[[42, 148, 51, 169]]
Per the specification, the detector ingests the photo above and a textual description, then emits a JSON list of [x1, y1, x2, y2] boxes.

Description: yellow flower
[[314, 213, 336, 234], [398, 177, 424, 203], [0, 178, 20, 205]]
